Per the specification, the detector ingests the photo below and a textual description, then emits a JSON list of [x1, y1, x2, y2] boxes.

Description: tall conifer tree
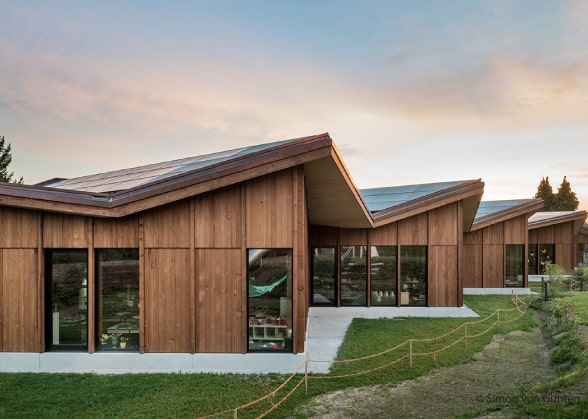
[[553, 176, 579, 211], [0, 136, 23, 183], [534, 176, 555, 210]]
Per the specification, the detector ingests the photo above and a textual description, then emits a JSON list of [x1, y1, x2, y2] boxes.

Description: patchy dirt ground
[[296, 327, 563, 418]]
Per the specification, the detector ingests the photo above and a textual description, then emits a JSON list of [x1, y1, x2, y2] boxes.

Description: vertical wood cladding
[[428, 246, 458, 306], [398, 213, 427, 245], [0, 249, 38, 351], [462, 243, 482, 287], [245, 170, 293, 248], [428, 204, 458, 245], [144, 248, 192, 352], [0, 207, 39, 248], [143, 201, 191, 249], [194, 186, 242, 248], [42, 213, 88, 248], [370, 222, 398, 246], [93, 216, 139, 248], [504, 216, 526, 243], [195, 249, 245, 353]]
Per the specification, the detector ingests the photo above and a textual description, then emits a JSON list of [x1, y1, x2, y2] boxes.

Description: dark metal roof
[[43, 138, 300, 193], [528, 211, 587, 231], [360, 180, 467, 212], [468, 198, 544, 232], [475, 199, 536, 219]]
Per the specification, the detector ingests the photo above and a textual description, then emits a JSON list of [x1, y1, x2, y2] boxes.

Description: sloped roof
[[43, 139, 299, 193], [0, 133, 372, 227], [361, 181, 467, 212], [361, 179, 485, 230], [528, 211, 588, 232], [469, 199, 544, 231]]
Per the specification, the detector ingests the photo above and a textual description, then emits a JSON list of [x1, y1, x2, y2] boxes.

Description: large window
[[340, 245, 367, 306], [247, 249, 293, 352], [311, 247, 337, 305], [400, 246, 427, 306], [529, 243, 555, 274], [579, 244, 588, 266], [96, 249, 140, 351], [45, 250, 88, 350], [505, 245, 524, 287], [370, 246, 397, 306]]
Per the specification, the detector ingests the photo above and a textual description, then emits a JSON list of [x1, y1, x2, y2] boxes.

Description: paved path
[[305, 305, 479, 373]]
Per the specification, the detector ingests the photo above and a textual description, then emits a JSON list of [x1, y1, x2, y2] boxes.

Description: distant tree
[[553, 176, 579, 211], [0, 136, 23, 184], [534, 176, 555, 210]]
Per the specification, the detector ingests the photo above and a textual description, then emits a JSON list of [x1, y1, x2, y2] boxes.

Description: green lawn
[[0, 295, 551, 418]]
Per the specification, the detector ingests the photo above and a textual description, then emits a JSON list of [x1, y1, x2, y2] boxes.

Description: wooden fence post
[[409, 339, 413, 368]]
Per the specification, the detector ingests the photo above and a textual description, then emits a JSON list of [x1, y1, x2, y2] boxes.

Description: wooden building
[[0, 132, 585, 372], [528, 211, 588, 273], [463, 200, 543, 288]]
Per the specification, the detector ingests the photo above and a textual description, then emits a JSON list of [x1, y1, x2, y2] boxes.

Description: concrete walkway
[[305, 305, 479, 373], [305, 288, 536, 373]]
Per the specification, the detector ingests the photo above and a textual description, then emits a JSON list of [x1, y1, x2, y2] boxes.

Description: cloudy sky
[[1, 1, 587, 210]]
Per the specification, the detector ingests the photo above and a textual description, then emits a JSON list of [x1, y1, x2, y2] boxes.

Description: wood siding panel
[[196, 249, 245, 353], [537, 226, 555, 243], [42, 213, 88, 248], [308, 225, 338, 246], [504, 216, 526, 244], [398, 213, 427, 245], [428, 246, 458, 306], [143, 201, 191, 249], [555, 244, 574, 271], [245, 170, 293, 249], [462, 244, 482, 287], [0, 249, 38, 351], [428, 204, 458, 245], [555, 223, 574, 244], [0, 207, 39, 248], [194, 186, 241, 248], [292, 166, 307, 354], [339, 228, 367, 245], [93, 216, 139, 248], [528, 229, 538, 244], [483, 223, 504, 245], [483, 244, 503, 287], [370, 222, 398, 245], [464, 230, 483, 245], [144, 249, 192, 352]]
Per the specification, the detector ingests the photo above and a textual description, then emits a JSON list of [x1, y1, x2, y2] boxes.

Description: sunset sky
[[1, 1, 587, 211]]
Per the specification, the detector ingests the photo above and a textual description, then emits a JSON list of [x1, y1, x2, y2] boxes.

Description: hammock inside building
[[248, 274, 287, 297]]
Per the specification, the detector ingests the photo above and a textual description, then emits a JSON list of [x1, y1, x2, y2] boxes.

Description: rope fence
[[198, 293, 528, 419]]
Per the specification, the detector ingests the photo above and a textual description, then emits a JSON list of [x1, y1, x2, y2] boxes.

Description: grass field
[[0, 294, 579, 418]]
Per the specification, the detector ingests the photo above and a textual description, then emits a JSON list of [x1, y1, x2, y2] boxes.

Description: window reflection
[[400, 246, 427, 306], [96, 249, 140, 351], [311, 247, 337, 305], [248, 249, 293, 352], [340, 245, 367, 306], [505, 244, 524, 287], [46, 251, 88, 350], [370, 246, 397, 306]]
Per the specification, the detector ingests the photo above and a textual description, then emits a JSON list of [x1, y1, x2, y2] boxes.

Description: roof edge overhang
[[528, 210, 588, 233], [370, 179, 484, 229], [470, 199, 544, 232], [0, 133, 335, 217]]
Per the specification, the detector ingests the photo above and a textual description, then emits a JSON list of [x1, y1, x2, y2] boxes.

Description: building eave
[[371, 179, 484, 230], [470, 199, 544, 232]]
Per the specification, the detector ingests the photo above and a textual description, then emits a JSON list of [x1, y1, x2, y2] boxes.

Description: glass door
[[311, 247, 337, 305], [45, 250, 88, 350]]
